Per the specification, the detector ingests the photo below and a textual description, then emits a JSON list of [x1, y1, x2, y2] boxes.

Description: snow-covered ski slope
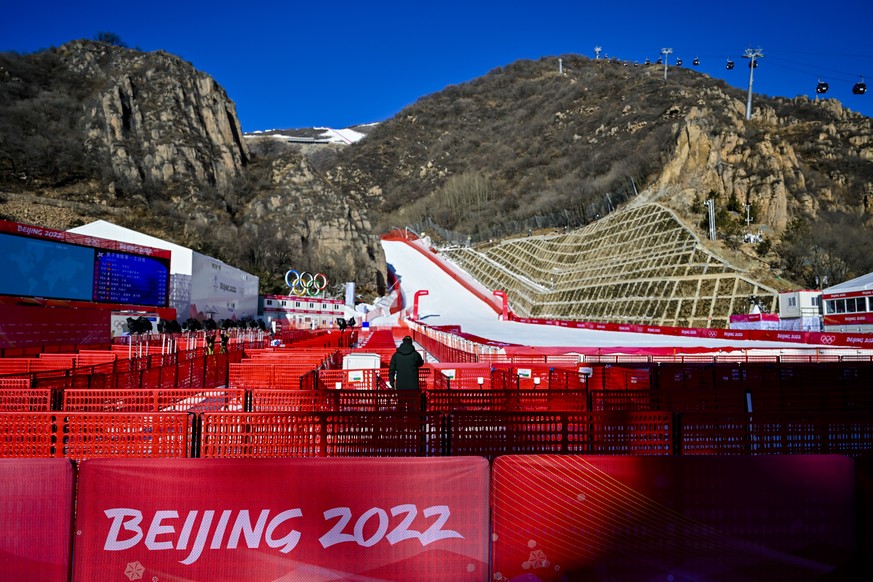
[[374, 239, 835, 354]]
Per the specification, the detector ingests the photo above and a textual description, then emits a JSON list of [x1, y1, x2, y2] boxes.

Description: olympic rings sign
[[285, 269, 329, 297]]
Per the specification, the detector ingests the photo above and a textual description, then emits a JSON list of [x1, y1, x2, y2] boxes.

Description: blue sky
[[4, 1, 872, 132]]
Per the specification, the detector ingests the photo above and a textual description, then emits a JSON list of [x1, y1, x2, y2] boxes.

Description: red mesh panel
[[200, 412, 442, 458], [63, 389, 244, 412], [61, 412, 193, 461], [0, 389, 53, 411], [0, 412, 57, 457], [589, 389, 655, 411], [0, 378, 31, 389], [680, 412, 873, 457], [251, 389, 422, 412], [448, 411, 672, 459], [425, 389, 588, 412], [317, 368, 383, 390]]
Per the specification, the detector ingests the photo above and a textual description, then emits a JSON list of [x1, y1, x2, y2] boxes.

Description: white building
[[821, 272, 873, 333], [777, 290, 822, 332], [261, 293, 358, 330], [69, 221, 259, 323]]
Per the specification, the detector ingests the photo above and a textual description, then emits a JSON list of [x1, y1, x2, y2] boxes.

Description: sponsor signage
[[73, 457, 489, 581]]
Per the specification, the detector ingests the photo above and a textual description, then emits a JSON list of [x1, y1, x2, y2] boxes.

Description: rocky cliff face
[[653, 95, 873, 232], [56, 40, 249, 198]]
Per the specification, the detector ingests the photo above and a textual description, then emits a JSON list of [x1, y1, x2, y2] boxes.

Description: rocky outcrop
[[56, 40, 248, 197], [652, 98, 873, 232]]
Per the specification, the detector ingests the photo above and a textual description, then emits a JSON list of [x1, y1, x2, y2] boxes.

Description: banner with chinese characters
[[73, 457, 489, 581], [491, 455, 856, 581], [0, 459, 74, 582]]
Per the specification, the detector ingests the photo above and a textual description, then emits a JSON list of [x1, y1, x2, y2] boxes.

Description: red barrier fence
[[447, 411, 673, 459], [679, 411, 873, 456], [317, 368, 384, 390], [251, 389, 422, 412], [0, 412, 193, 461], [62, 388, 245, 412], [199, 412, 443, 458], [0, 388, 53, 411], [229, 362, 322, 390], [425, 389, 588, 412], [589, 389, 655, 411]]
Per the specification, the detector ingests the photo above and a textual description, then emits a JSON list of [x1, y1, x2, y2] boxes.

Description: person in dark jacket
[[388, 336, 424, 390]]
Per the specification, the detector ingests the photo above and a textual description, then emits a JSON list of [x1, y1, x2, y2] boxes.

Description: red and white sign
[[0, 459, 74, 582], [74, 457, 489, 581]]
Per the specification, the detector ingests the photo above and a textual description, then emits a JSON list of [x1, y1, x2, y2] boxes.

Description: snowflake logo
[[523, 549, 551, 569], [124, 561, 144, 580]]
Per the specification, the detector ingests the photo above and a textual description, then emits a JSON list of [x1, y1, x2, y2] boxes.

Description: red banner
[[74, 457, 489, 581], [0, 459, 74, 581], [491, 455, 856, 581]]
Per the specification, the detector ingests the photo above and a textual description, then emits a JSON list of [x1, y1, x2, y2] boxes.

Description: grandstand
[[440, 203, 778, 328]]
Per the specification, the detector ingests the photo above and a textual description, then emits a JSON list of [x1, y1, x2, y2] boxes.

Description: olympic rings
[[285, 269, 329, 297]]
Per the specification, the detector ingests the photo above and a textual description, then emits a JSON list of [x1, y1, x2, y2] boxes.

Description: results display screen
[[0, 231, 170, 307], [93, 251, 170, 307]]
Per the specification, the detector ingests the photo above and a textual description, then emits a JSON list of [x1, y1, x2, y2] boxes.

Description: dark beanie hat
[[402, 336, 413, 343]]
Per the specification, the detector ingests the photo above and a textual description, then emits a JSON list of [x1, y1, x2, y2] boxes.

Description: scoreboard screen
[[93, 251, 170, 307], [0, 233, 94, 301]]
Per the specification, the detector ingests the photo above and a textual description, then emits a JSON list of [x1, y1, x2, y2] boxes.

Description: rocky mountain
[[326, 55, 873, 288], [1, 45, 871, 301], [0, 40, 384, 296]]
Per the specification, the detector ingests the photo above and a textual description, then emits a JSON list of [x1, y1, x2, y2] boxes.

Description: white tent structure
[[69, 220, 259, 322]]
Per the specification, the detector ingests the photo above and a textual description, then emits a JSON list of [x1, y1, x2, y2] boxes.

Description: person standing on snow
[[388, 336, 424, 390]]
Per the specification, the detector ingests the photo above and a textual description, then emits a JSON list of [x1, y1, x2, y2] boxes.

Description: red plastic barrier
[[73, 457, 490, 581], [679, 412, 873, 457], [200, 412, 443, 458], [63, 388, 245, 412], [251, 389, 422, 412], [229, 362, 320, 390], [0, 412, 193, 460], [0, 388, 53, 411], [0, 378, 31, 389], [0, 459, 73, 581], [491, 455, 857, 580], [447, 411, 672, 459], [317, 368, 383, 390], [589, 389, 654, 411], [425, 390, 588, 412]]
